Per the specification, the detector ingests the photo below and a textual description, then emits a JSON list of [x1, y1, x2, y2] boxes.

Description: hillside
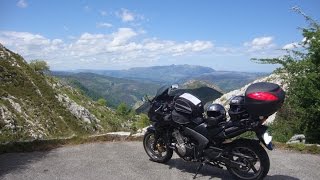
[[54, 72, 161, 107], [0, 44, 128, 143]]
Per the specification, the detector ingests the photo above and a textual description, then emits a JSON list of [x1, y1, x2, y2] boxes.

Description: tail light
[[247, 92, 278, 101]]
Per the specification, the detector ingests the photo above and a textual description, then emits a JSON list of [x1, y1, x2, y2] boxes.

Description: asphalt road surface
[[1, 142, 319, 180]]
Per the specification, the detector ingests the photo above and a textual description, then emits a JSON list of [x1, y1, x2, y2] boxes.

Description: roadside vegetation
[[253, 9, 320, 144]]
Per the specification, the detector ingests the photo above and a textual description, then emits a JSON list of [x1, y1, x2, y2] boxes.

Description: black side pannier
[[172, 93, 203, 124], [245, 82, 285, 117]]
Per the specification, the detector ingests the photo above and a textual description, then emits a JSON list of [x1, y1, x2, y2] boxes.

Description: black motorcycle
[[142, 82, 285, 180]]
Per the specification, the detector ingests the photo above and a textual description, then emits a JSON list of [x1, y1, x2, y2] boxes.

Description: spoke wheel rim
[[145, 133, 168, 160], [230, 147, 261, 179]]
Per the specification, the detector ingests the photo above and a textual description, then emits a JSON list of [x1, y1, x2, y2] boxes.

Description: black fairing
[[245, 82, 285, 117]]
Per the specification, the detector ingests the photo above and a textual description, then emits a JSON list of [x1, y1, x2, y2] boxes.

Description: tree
[[116, 102, 130, 116], [252, 8, 320, 143], [97, 98, 107, 106], [29, 60, 50, 74]]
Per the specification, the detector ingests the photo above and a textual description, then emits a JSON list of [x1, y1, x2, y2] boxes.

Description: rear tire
[[143, 131, 173, 163], [227, 140, 270, 180]]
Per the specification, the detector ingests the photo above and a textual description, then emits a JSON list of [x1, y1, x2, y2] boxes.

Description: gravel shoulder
[[0, 141, 319, 180]]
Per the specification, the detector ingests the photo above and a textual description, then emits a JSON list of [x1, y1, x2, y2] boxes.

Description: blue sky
[[1, 0, 320, 72]]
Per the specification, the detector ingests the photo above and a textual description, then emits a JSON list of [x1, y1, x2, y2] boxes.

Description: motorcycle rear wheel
[[143, 131, 173, 163], [227, 140, 270, 180]]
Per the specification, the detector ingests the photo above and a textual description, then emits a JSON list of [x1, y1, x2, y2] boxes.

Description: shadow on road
[[265, 175, 300, 180], [0, 151, 50, 177], [166, 158, 233, 179], [166, 158, 299, 180]]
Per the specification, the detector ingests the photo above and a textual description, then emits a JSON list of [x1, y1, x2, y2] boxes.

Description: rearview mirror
[[171, 84, 179, 89]]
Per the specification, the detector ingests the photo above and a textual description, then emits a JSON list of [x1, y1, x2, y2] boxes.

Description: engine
[[172, 130, 194, 159]]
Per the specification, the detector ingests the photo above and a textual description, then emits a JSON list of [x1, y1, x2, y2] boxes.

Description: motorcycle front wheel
[[227, 140, 270, 180], [143, 131, 173, 163]]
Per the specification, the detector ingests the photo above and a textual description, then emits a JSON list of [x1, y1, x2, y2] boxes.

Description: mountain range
[[72, 65, 267, 92], [54, 65, 266, 107]]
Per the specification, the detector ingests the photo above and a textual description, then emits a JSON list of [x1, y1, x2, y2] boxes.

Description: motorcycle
[[142, 82, 285, 179]]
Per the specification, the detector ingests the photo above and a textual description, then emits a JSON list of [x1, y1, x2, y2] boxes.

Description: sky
[[1, 0, 320, 72]]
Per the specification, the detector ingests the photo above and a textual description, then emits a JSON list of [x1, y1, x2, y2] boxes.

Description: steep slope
[[0, 44, 125, 143]]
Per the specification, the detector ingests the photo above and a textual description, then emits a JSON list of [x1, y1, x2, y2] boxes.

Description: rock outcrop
[[56, 94, 100, 125]]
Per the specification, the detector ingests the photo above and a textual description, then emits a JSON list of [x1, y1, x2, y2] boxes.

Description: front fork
[[255, 125, 273, 150], [147, 124, 171, 150]]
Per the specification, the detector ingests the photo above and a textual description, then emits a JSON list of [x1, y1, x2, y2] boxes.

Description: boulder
[[286, 134, 306, 144]]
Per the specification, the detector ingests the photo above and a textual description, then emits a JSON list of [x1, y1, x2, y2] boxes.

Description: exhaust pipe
[[217, 126, 247, 139]]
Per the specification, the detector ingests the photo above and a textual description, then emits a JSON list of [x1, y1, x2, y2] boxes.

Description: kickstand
[[193, 162, 205, 179]]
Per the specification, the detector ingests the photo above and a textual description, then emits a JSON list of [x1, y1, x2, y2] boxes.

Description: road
[[0, 142, 319, 180]]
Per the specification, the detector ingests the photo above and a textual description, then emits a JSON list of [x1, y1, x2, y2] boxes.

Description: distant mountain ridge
[[76, 64, 216, 84], [74, 65, 267, 92]]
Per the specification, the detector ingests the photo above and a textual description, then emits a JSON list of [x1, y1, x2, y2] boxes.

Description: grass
[[0, 133, 143, 154], [273, 142, 320, 154]]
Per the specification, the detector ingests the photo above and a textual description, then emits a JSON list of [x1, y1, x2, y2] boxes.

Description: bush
[[29, 60, 50, 74], [133, 114, 150, 130], [253, 9, 320, 143], [116, 102, 130, 116], [97, 98, 107, 106]]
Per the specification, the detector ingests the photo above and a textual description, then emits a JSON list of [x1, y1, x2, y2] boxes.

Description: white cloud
[[99, 10, 108, 16], [118, 9, 135, 22], [0, 31, 66, 59], [0, 29, 214, 69], [110, 28, 137, 46], [96, 22, 113, 28], [17, 0, 28, 8], [244, 36, 275, 51], [282, 42, 300, 50]]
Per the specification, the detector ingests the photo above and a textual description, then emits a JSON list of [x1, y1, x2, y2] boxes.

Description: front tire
[[143, 131, 173, 163], [227, 140, 270, 180]]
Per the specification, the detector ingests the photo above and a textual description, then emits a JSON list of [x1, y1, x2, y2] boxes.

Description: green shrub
[[133, 114, 151, 130]]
